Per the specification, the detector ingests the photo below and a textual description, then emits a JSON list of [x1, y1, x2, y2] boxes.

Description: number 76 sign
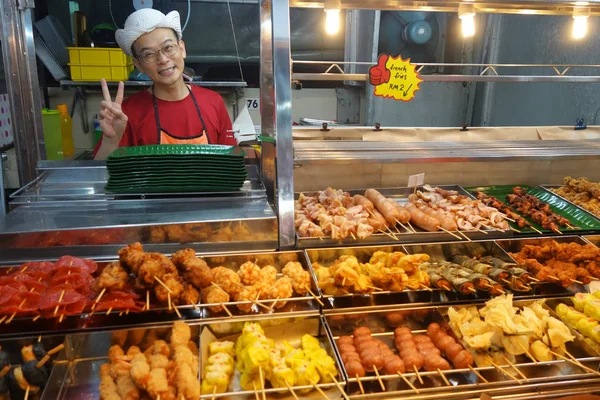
[[369, 54, 422, 102]]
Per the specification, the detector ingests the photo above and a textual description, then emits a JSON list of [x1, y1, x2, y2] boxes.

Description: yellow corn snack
[[573, 293, 593, 312], [208, 353, 233, 366], [269, 365, 296, 389], [301, 334, 321, 353], [209, 341, 234, 356], [206, 362, 234, 376], [293, 360, 320, 393], [242, 344, 270, 374], [584, 299, 600, 322], [240, 371, 263, 391]]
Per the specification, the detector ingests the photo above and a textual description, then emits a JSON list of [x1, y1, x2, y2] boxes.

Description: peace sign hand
[[98, 79, 128, 145]]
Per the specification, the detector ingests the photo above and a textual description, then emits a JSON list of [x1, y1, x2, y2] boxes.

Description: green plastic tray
[[466, 185, 600, 233], [107, 144, 245, 159], [106, 155, 246, 165], [107, 176, 246, 186], [107, 164, 247, 175], [105, 184, 243, 194]]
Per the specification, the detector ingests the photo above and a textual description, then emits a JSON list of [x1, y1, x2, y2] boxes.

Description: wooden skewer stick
[[489, 360, 522, 384], [32, 314, 41, 322], [36, 354, 51, 368], [509, 226, 521, 233], [313, 383, 330, 400], [329, 373, 350, 400], [270, 297, 280, 309], [549, 350, 600, 377], [106, 307, 113, 316], [468, 287, 478, 293], [437, 368, 451, 386], [407, 221, 416, 232], [397, 221, 410, 233], [154, 276, 173, 294], [373, 366, 386, 391], [252, 382, 260, 400], [386, 228, 399, 240], [211, 282, 229, 295], [167, 293, 173, 311], [502, 355, 529, 382], [518, 343, 538, 365], [548, 275, 561, 282], [399, 372, 419, 393], [54, 290, 66, 316], [307, 288, 325, 307], [529, 225, 543, 234], [570, 279, 584, 285], [468, 365, 488, 383], [413, 365, 423, 385], [504, 217, 516, 222], [419, 284, 433, 292], [355, 374, 365, 394], [146, 290, 150, 311], [48, 343, 65, 356], [173, 304, 182, 319], [252, 292, 274, 312], [221, 303, 233, 317], [259, 366, 267, 400], [474, 227, 488, 234], [92, 288, 107, 309], [6, 312, 16, 324], [439, 227, 463, 241], [457, 230, 472, 242], [37, 335, 42, 343], [342, 277, 347, 287], [379, 230, 399, 241], [554, 229, 564, 235], [24, 385, 30, 400], [211, 385, 217, 400], [284, 381, 300, 400], [0, 316, 6, 324]]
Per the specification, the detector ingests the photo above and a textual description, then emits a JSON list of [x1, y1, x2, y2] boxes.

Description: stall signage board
[[369, 54, 422, 102]]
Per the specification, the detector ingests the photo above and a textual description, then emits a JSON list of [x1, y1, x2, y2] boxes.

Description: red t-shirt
[[94, 85, 236, 155]]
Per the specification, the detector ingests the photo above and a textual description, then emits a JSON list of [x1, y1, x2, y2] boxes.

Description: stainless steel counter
[[293, 140, 600, 164], [0, 161, 277, 262]]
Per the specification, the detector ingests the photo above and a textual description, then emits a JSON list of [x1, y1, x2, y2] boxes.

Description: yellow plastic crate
[[67, 47, 134, 82]]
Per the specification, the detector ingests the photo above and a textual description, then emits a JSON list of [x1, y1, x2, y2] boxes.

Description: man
[[94, 9, 236, 160]]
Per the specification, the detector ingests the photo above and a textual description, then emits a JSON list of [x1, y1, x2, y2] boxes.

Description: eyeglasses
[[138, 42, 180, 64]]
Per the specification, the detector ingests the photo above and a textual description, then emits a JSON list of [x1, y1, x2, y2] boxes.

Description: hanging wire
[[183, 0, 191, 32], [109, 0, 119, 28], [226, 0, 245, 83]]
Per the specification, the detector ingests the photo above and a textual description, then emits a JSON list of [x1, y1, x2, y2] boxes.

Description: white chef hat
[[116, 9, 182, 57]]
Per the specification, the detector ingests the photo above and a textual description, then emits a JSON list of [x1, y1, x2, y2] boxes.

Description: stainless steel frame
[[260, 0, 296, 250], [0, 0, 45, 186]]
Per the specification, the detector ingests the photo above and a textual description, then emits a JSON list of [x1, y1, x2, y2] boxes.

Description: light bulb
[[573, 15, 588, 39], [325, 9, 340, 35], [460, 13, 475, 37]]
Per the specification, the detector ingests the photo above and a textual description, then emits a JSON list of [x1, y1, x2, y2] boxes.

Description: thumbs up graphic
[[369, 54, 391, 86]]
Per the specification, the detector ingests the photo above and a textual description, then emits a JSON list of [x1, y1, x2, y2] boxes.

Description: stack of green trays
[[105, 145, 247, 194]]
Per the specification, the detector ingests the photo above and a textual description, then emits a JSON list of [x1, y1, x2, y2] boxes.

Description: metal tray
[[49, 315, 345, 400], [0, 250, 320, 338], [199, 250, 322, 321], [295, 186, 513, 249], [402, 241, 571, 299], [494, 236, 595, 294], [541, 184, 600, 222], [305, 240, 566, 312], [324, 303, 600, 399]]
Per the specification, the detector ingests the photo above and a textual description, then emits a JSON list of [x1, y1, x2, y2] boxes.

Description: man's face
[[132, 28, 186, 86]]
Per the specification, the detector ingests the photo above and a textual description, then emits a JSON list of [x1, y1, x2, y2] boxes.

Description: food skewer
[[468, 365, 489, 383], [92, 288, 106, 310], [306, 288, 325, 307], [252, 382, 260, 400], [437, 369, 451, 386], [355, 374, 365, 394], [221, 303, 233, 317], [373, 366, 386, 391], [489, 360, 522, 384], [439, 227, 463, 241], [312, 383, 330, 400], [258, 366, 267, 400], [399, 372, 419, 394], [154, 276, 173, 294], [329, 373, 350, 400], [549, 351, 600, 377], [457, 230, 472, 242], [173, 304, 182, 319], [502, 356, 529, 382], [284, 381, 300, 400], [413, 365, 423, 385]]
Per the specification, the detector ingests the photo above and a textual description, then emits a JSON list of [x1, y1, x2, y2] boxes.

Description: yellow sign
[[369, 54, 422, 102]]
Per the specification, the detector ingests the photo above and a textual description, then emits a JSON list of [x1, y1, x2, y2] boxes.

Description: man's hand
[[369, 54, 391, 86], [98, 79, 128, 146]]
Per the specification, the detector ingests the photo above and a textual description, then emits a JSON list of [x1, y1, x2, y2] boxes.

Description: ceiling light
[[459, 3, 476, 38], [324, 0, 341, 35], [573, 7, 591, 39]]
